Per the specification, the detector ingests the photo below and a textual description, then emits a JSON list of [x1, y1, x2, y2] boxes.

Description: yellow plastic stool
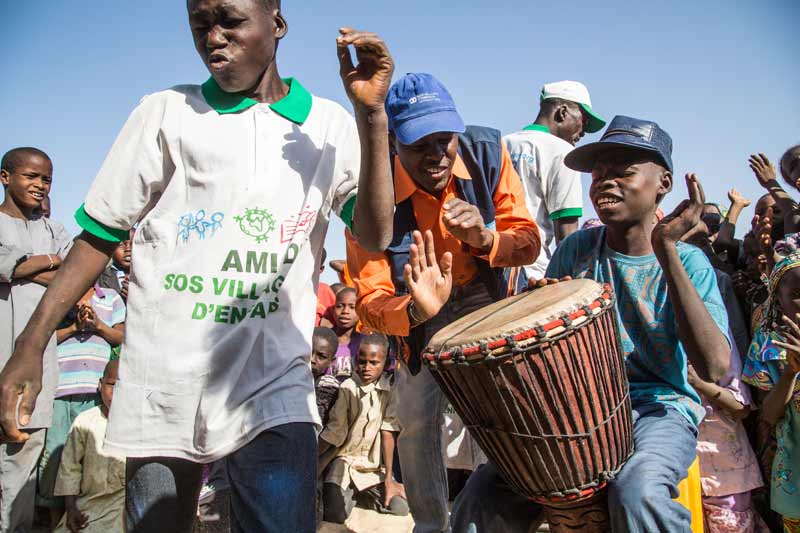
[[674, 457, 704, 533]]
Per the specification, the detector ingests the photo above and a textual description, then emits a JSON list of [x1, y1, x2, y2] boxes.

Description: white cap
[[541, 80, 592, 106], [540, 81, 605, 133]]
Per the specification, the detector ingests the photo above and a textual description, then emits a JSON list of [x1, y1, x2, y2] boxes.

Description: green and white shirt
[[77, 78, 359, 461], [504, 124, 583, 280]]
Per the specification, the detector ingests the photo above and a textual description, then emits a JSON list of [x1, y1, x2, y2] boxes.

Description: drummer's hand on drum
[[527, 275, 572, 290], [442, 199, 494, 253], [404, 230, 453, 324], [652, 173, 708, 253]]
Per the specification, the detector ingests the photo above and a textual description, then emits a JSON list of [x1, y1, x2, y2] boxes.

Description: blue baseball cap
[[564, 115, 674, 173], [385, 73, 466, 145]]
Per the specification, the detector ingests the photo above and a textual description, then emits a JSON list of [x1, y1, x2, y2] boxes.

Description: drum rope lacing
[[427, 285, 615, 365], [463, 389, 630, 440]]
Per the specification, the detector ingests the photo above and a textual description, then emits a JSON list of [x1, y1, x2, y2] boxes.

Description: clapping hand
[[404, 231, 453, 323], [749, 153, 778, 188], [337, 28, 394, 114], [76, 305, 97, 333], [652, 173, 708, 251], [727, 188, 751, 209], [442, 199, 493, 252]]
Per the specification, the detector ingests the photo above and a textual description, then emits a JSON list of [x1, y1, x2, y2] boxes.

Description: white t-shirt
[[503, 126, 583, 279], [80, 79, 359, 461]]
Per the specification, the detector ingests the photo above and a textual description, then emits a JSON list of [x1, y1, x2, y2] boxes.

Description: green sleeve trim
[[550, 207, 583, 221], [74, 204, 129, 242], [339, 196, 356, 232]]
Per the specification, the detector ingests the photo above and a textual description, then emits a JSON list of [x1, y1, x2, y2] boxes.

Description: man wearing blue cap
[[504, 81, 606, 280], [452, 116, 731, 532], [346, 73, 539, 531]]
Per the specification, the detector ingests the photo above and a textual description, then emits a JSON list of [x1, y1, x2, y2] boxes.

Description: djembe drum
[[423, 279, 633, 532]]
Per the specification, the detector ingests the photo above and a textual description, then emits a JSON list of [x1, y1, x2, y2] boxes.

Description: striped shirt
[[56, 287, 126, 397]]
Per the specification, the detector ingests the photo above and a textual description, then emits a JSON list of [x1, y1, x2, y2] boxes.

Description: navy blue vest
[[386, 126, 528, 372]]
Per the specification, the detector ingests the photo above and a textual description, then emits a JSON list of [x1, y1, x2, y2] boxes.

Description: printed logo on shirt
[[161, 243, 299, 325], [234, 207, 276, 244], [280, 205, 318, 243], [510, 152, 535, 166], [177, 209, 224, 244]]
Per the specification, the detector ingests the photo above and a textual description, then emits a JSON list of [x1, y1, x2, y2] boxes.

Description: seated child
[[744, 251, 800, 532], [452, 116, 732, 532], [37, 283, 125, 524], [689, 352, 767, 531], [318, 334, 408, 524], [330, 288, 363, 382], [53, 359, 125, 533], [313, 326, 341, 425]]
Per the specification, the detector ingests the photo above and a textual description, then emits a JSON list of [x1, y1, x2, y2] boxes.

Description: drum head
[[427, 279, 604, 353]]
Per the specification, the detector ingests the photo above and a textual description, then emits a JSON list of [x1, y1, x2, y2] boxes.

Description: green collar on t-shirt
[[201, 77, 312, 124], [522, 123, 550, 133]]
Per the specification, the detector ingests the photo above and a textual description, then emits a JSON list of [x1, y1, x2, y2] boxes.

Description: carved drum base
[[542, 490, 610, 533]]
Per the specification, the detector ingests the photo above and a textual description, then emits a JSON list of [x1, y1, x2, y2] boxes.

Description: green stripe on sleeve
[[550, 207, 583, 221], [74, 204, 130, 242], [339, 196, 356, 232]]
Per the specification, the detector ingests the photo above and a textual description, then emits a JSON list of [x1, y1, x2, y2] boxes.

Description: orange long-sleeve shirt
[[346, 145, 540, 337]]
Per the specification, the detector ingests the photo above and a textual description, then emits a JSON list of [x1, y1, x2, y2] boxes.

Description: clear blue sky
[[2, 1, 798, 284]]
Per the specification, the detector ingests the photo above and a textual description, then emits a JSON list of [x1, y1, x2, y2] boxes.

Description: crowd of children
[[0, 1, 798, 532]]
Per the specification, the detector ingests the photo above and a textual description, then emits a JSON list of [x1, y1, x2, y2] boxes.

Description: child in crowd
[[743, 250, 800, 532], [37, 283, 125, 526], [689, 355, 767, 531], [330, 288, 362, 381], [318, 334, 408, 524], [0, 147, 73, 532], [53, 359, 125, 533], [312, 326, 341, 425], [0, 2, 398, 531], [97, 229, 132, 301], [453, 116, 732, 532]]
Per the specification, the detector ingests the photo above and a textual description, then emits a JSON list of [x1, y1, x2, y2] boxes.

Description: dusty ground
[[194, 490, 414, 533], [194, 490, 549, 533]]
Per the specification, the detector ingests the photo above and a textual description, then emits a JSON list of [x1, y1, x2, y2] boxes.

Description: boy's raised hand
[[337, 28, 394, 114], [749, 153, 778, 188], [403, 230, 453, 323], [727, 188, 751, 208], [652, 173, 708, 250]]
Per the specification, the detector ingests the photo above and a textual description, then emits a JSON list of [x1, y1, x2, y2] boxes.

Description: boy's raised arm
[[337, 28, 395, 252], [0, 232, 117, 442], [652, 173, 730, 382]]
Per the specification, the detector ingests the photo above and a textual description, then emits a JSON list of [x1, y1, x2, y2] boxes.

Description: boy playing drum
[[452, 115, 732, 532]]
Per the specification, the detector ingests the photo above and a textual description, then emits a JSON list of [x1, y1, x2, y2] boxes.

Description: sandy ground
[[194, 490, 414, 533], [194, 490, 550, 533]]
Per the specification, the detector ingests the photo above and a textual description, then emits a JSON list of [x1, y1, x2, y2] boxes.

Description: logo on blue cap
[[385, 73, 465, 145]]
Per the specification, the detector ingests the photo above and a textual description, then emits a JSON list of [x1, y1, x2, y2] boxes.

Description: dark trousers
[[125, 422, 317, 533]]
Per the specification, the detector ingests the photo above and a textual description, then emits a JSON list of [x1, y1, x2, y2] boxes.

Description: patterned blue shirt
[[546, 226, 730, 427]]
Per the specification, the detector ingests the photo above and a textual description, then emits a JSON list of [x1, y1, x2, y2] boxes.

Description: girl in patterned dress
[[743, 251, 800, 532]]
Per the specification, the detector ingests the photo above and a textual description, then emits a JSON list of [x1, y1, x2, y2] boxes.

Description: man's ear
[[274, 9, 288, 40], [553, 104, 568, 124], [0, 169, 9, 187], [659, 170, 673, 197], [388, 131, 398, 156]]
